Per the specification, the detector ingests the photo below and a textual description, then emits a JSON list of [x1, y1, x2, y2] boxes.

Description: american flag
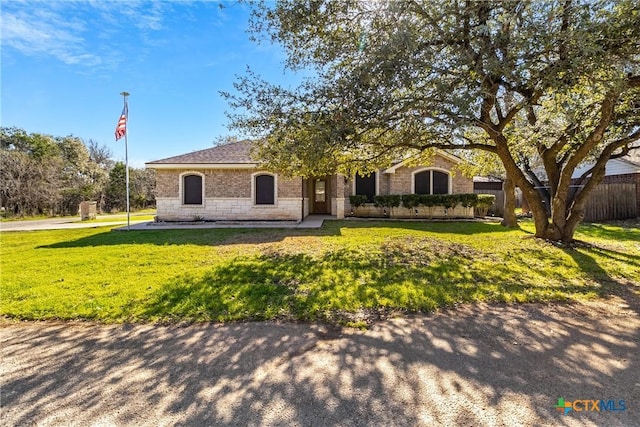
[[115, 103, 128, 141]]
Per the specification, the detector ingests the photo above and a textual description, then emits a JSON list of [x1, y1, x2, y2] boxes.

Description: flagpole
[[120, 91, 130, 231]]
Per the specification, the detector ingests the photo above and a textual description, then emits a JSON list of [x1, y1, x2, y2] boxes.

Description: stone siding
[[156, 197, 302, 221], [154, 169, 303, 221], [155, 170, 180, 198], [389, 158, 473, 194], [350, 205, 474, 219], [208, 170, 251, 197], [342, 156, 474, 215], [278, 175, 303, 198], [155, 169, 301, 199]]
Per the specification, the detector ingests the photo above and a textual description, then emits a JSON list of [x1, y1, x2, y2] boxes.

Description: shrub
[[440, 194, 459, 209], [350, 193, 488, 217], [476, 194, 496, 208], [373, 195, 402, 208], [349, 195, 369, 208], [419, 194, 439, 207], [474, 194, 496, 217], [458, 193, 479, 208], [401, 194, 421, 210]]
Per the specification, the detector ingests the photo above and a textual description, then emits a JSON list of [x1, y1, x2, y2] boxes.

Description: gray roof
[[147, 140, 254, 165]]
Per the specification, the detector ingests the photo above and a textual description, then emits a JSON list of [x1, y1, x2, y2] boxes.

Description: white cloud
[[0, 1, 173, 70]]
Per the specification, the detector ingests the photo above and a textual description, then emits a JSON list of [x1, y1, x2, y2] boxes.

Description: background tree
[[87, 139, 114, 211], [1, 127, 153, 217], [130, 168, 156, 210], [57, 135, 94, 215], [225, 0, 640, 242], [1, 128, 62, 216], [104, 162, 127, 213]]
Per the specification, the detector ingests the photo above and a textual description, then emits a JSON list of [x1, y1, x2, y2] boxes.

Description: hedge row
[[349, 193, 495, 209]]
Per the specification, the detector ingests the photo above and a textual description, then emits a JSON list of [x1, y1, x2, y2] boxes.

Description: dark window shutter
[[183, 175, 202, 205], [255, 174, 275, 205], [433, 171, 449, 194], [414, 171, 431, 195], [355, 172, 376, 202]]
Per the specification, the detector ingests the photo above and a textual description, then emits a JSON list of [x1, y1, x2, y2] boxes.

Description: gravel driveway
[[1, 302, 638, 427]]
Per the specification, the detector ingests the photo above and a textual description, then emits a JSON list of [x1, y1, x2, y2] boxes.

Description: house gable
[[146, 140, 257, 169], [382, 149, 464, 174], [345, 151, 473, 198], [147, 142, 304, 221]]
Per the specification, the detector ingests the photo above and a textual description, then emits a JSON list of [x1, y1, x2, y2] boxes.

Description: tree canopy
[[225, 0, 640, 241], [1, 127, 155, 217]]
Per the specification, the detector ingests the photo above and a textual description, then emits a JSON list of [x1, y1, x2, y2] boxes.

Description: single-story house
[[145, 140, 474, 222]]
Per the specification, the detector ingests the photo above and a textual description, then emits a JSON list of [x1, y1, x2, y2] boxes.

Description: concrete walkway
[[0, 215, 333, 232], [2, 302, 638, 426], [0, 216, 150, 232], [117, 215, 334, 231]]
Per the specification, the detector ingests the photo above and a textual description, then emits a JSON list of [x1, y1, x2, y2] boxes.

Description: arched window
[[355, 172, 376, 202], [414, 170, 450, 194], [183, 174, 203, 205], [255, 174, 275, 205], [432, 170, 449, 194]]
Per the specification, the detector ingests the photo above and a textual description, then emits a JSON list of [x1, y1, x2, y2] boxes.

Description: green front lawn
[[1, 220, 638, 326]]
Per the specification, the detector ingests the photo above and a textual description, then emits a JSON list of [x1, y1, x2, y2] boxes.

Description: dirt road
[[1, 302, 638, 426]]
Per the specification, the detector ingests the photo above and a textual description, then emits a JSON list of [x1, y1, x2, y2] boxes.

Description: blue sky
[[1, 0, 299, 167]]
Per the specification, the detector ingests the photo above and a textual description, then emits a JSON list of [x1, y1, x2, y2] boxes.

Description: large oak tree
[[225, 0, 640, 242]]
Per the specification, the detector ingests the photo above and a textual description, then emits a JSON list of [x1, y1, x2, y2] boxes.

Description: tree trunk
[[501, 175, 518, 228]]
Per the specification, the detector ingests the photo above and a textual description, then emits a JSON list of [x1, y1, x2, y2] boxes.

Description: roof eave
[[145, 163, 259, 170], [382, 149, 463, 174]]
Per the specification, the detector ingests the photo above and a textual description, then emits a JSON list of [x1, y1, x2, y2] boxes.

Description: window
[[183, 174, 202, 205], [255, 174, 275, 205], [414, 170, 449, 194], [432, 171, 449, 194], [355, 172, 376, 202], [414, 171, 431, 195]]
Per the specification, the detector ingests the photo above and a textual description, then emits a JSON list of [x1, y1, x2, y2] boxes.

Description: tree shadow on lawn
[[339, 219, 524, 236], [577, 220, 640, 242], [563, 244, 640, 315], [2, 299, 638, 426], [36, 226, 340, 249], [37, 220, 517, 249], [7, 228, 640, 425], [138, 246, 603, 325]]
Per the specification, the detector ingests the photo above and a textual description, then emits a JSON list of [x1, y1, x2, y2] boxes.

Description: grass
[[1, 220, 638, 325], [1, 209, 156, 222]]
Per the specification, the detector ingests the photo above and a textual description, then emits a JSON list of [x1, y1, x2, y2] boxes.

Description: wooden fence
[[475, 183, 637, 221], [583, 183, 637, 222]]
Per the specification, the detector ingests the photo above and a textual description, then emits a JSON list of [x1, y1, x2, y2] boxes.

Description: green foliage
[[402, 193, 482, 209], [401, 194, 421, 209], [373, 195, 401, 209], [104, 162, 127, 212], [1, 221, 637, 324], [349, 195, 369, 208], [476, 194, 496, 208], [226, 0, 640, 241], [440, 194, 459, 210], [1, 127, 156, 217], [458, 193, 479, 208], [419, 194, 438, 208]]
